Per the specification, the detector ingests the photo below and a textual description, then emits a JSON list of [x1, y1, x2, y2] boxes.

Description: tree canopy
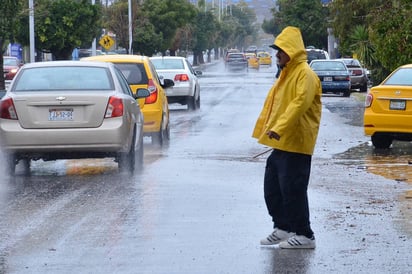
[[266, 0, 329, 49], [33, 0, 102, 60], [0, 0, 22, 89], [330, 0, 412, 82]]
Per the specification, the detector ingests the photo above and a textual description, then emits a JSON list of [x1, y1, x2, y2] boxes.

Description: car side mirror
[[161, 78, 175, 89], [195, 71, 202, 76], [134, 88, 150, 99]]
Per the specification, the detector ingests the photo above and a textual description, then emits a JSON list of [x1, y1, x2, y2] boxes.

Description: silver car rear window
[[13, 66, 114, 91]]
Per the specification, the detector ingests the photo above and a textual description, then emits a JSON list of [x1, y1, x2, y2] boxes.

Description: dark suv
[[306, 48, 330, 63], [225, 52, 248, 72]]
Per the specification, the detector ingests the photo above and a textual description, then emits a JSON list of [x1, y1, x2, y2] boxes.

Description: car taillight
[[145, 79, 158, 104], [0, 98, 18, 120], [365, 93, 373, 108], [105, 96, 124, 118], [174, 74, 189, 82], [352, 69, 363, 76]]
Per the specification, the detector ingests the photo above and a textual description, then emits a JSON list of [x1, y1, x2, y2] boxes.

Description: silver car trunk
[[12, 92, 110, 129]]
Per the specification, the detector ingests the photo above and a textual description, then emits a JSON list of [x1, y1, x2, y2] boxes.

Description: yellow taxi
[[81, 55, 173, 146], [245, 52, 259, 70], [257, 51, 272, 66], [364, 63, 412, 149]]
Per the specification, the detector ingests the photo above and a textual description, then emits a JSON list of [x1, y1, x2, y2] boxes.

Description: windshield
[[3, 57, 19, 66]]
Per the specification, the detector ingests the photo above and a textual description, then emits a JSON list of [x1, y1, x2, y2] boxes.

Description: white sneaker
[[279, 235, 316, 249], [260, 228, 295, 245]]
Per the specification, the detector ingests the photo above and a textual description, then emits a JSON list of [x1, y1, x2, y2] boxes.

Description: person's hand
[[267, 131, 280, 140]]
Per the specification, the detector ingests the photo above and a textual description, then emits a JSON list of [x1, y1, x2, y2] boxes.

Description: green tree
[[135, 0, 197, 55], [349, 25, 376, 68], [227, 2, 258, 50], [329, 0, 381, 57], [191, 10, 219, 65], [268, 0, 329, 48], [262, 18, 281, 39], [329, 0, 411, 83], [104, 0, 138, 53], [368, 0, 412, 72], [25, 0, 102, 60], [0, 0, 22, 90]]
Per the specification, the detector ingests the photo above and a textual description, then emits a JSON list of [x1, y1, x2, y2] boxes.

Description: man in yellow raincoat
[[252, 26, 322, 249]]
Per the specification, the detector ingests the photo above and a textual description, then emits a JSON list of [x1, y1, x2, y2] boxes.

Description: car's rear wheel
[[187, 94, 197, 110], [371, 134, 393, 149], [118, 131, 136, 173], [343, 90, 351, 97], [6, 154, 17, 175], [135, 133, 144, 169], [152, 116, 170, 146], [21, 158, 31, 176], [360, 82, 368, 92], [196, 93, 200, 109]]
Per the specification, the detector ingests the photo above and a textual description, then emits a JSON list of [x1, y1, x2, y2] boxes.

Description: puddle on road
[[334, 141, 412, 198], [334, 140, 412, 235]]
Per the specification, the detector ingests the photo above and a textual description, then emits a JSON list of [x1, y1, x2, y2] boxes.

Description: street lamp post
[[29, 0, 35, 62], [128, 0, 132, 54], [92, 0, 96, 56]]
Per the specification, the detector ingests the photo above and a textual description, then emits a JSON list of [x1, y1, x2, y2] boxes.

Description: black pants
[[264, 149, 314, 238]]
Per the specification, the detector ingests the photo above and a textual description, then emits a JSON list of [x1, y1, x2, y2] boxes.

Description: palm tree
[[349, 25, 376, 68]]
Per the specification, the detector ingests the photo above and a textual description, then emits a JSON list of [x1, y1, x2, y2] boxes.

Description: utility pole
[[92, 0, 96, 56], [29, 0, 35, 62], [129, 0, 132, 54]]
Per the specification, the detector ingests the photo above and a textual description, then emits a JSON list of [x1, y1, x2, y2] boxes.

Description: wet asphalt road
[[0, 61, 411, 274]]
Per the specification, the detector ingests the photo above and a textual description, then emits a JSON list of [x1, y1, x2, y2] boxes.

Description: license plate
[[389, 100, 406, 110], [324, 77, 332, 81], [49, 108, 73, 121]]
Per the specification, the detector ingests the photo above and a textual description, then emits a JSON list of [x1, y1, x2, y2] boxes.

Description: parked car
[[150, 56, 201, 110], [364, 63, 412, 149], [245, 52, 259, 70], [3, 56, 22, 80], [306, 48, 330, 63], [309, 60, 351, 97], [257, 51, 272, 66], [337, 58, 368, 92], [225, 52, 248, 72], [0, 60, 150, 174], [81, 55, 173, 146]]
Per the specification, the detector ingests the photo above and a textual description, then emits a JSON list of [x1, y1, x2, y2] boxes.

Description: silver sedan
[[0, 60, 149, 174], [150, 56, 202, 110]]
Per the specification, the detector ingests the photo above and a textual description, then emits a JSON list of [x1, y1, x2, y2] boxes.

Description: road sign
[[99, 35, 114, 50]]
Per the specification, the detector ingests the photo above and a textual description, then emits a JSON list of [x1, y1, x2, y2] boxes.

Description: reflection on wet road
[[325, 97, 412, 198]]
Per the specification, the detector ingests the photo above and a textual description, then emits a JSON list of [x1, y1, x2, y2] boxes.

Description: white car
[[150, 56, 202, 110], [0, 61, 149, 174]]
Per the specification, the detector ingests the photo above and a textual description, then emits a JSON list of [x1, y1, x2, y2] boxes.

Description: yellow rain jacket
[[252, 26, 322, 155]]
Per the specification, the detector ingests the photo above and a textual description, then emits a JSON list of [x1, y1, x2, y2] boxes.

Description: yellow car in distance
[[257, 51, 272, 66], [245, 53, 259, 70], [82, 55, 174, 146], [364, 63, 412, 149]]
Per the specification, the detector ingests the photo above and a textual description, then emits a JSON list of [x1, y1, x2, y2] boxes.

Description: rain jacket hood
[[252, 26, 322, 155], [273, 26, 307, 65]]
